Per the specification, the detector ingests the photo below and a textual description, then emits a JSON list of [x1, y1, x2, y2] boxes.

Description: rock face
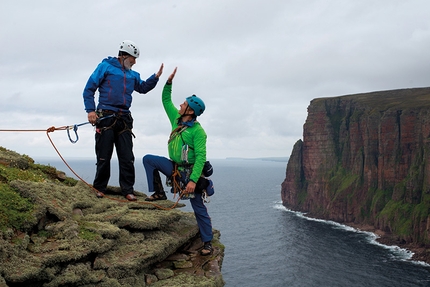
[[0, 147, 224, 287], [282, 87, 430, 246]]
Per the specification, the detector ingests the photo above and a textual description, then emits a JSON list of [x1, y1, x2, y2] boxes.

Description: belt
[[101, 109, 129, 116]]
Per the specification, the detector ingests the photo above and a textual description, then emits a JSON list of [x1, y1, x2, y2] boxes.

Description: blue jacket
[[83, 56, 159, 113]]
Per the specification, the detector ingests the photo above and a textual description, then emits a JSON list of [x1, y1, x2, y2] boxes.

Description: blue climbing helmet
[[186, 95, 205, 116]]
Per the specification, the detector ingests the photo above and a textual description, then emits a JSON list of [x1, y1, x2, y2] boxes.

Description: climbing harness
[[166, 163, 196, 200], [95, 112, 136, 138], [167, 163, 213, 202]]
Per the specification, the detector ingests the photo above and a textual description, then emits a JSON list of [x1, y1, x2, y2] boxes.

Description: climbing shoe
[[200, 241, 213, 256], [145, 191, 167, 201]]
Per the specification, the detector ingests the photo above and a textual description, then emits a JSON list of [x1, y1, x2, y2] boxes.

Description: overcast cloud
[[1, 0, 430, 161]]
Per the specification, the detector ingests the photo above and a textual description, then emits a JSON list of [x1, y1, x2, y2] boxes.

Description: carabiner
[[67, 125, 79, 144], [202, 191, 210, 203]]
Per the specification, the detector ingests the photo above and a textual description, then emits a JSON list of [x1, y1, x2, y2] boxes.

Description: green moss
[[0, 148, 82, 231], [0, 183, 34, 231], [340, 174, 359, 194], [413, 202, 429, 220], [79, 226, 101, 241], [37, 229, 52, 238], [0, 165, 47, 183], [327, 165, 359, 199], [30, 163, 78, 187], [371, 188, 392, 212], [0, 146, 78, 186], [379, 200, 414, 236]]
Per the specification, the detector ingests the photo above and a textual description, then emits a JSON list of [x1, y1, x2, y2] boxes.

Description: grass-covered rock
[[0, 147, 224, 287]]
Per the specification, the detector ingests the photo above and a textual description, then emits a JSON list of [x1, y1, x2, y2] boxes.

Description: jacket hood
[[103, 56, 122, 68]]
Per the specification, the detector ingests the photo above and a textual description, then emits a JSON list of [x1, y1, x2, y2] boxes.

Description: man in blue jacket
[[83, 40, 163, 201]]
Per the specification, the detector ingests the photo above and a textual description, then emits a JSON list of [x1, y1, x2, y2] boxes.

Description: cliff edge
[[281, 87, 430, 262], [0, 147, 224, 287]]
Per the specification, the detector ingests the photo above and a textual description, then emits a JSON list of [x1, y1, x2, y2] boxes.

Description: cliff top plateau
[[312, 87, 430, 110]]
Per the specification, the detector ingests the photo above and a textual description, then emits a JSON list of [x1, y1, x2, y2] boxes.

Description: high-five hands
[[167, 67, 177, 84], [156, 63, 164, 78]]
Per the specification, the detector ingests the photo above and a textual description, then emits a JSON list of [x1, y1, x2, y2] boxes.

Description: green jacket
[[162, 83, 207, 183]]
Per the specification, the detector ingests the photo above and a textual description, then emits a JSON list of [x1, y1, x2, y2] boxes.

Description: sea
[[34, 157, 430, 287]]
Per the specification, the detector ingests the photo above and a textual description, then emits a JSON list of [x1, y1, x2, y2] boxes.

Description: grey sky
[[1, 0, 429, 160]]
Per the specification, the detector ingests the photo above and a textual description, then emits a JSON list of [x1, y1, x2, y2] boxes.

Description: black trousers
[[93, 114, 134, 195]]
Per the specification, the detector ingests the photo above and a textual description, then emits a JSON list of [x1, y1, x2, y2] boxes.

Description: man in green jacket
[[142, 67, 214, 256]]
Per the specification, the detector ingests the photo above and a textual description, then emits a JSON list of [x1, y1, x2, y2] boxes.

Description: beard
[[123, 58, 134, 70]]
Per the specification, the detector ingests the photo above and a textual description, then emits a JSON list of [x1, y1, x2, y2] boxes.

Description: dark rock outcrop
[[282, 87, 430, 259]]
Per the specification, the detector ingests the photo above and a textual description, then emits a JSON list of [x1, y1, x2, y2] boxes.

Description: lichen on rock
[[0, 147, 225, 286]]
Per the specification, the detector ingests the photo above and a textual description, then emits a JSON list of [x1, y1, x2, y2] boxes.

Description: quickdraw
[[66, 122, 89, 144], [66, 114, 115, 144]]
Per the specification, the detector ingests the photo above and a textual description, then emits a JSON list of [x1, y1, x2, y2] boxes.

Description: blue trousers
[[142, 154, 213, 243]]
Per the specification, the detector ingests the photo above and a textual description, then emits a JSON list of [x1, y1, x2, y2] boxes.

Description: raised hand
[[156, 63, 164, 78], [167, 67, 177, 84]]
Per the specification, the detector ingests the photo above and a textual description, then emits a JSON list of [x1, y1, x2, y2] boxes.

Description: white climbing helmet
[[119, 40, 140, 58]]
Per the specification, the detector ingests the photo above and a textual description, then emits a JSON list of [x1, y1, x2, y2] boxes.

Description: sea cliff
[[281, 87, 430, 262], [0, 147, 224, 287]]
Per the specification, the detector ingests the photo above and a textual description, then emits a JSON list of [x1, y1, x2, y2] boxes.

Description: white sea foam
[[273, 201, 430, 267]]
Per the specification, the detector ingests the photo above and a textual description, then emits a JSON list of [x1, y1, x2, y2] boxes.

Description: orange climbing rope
[[0, 125, 182, 210]]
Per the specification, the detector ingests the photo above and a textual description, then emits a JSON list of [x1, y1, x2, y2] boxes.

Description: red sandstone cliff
[[282, 87, 430, 247]]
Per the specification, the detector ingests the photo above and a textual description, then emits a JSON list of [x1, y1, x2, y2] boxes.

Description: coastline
[[281, 207, 430, 265], [346, 223, 430, 265]]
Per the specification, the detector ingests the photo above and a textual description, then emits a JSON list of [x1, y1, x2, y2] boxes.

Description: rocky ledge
[[0, 147, 224, 287]]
